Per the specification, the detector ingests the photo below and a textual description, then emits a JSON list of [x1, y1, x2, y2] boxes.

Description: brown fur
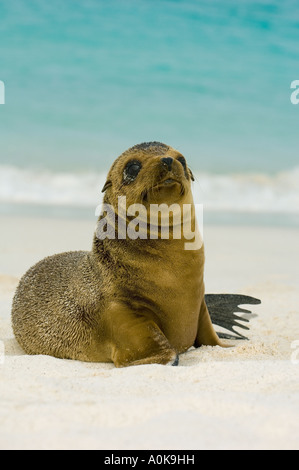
[[12, 142, 223, 367]]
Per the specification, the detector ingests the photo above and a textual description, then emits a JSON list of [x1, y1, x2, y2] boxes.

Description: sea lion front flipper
[[106, 302, 178, 367], [205, 294, 261, 340]]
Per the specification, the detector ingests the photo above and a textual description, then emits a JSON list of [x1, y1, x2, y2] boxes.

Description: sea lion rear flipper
[[205, 294, 261, 340]]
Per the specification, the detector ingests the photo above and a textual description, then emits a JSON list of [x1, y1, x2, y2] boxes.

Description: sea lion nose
[[161, 157, 173, 171]]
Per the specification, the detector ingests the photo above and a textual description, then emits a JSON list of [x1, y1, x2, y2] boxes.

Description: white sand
[[0, 215, 298, 450]]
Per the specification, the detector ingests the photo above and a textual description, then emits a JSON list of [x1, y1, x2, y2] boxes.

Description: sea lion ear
[[101, 180, 112, 193], [189, 169, 195, 182]]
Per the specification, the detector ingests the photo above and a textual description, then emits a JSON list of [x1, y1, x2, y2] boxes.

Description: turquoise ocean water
[[0, 0, 298, 223]]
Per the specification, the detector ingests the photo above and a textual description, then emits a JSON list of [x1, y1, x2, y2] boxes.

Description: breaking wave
[[0, 165, 299, 214]]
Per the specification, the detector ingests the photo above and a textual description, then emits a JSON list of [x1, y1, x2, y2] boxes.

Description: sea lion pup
[[12, 142, 230, 367]]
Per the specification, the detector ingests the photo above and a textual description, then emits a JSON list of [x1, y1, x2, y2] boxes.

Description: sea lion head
[[102, 142, 195, 209]]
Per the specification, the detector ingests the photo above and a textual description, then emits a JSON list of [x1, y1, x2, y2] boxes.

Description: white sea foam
[[0, 165, 299, 214], [193, 168, 299, 214], [0, 166, 106, 208]]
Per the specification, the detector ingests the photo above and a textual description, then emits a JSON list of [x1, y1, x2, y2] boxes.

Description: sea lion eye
[[177, 156, 187, 169], [123, 161, 142, 183]]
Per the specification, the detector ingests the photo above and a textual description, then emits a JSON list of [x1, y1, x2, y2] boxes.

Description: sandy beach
[[0, 214, 298, 450]]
